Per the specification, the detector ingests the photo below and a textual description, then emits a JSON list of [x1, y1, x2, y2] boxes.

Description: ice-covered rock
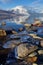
[[3, 40, 21, 49]]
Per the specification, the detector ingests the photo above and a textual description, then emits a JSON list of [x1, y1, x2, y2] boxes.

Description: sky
[[0, 0, 43, 13]]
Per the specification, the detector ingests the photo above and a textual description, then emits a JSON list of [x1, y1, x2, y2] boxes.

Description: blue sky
[[0, 0, 43, 13]]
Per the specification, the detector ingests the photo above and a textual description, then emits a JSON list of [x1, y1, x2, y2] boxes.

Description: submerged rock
[[3, 40, 21, 49], [10, 35, 20, 40], [37, 28, 43, 38], [18, 27, 25, 32], [20, 35, 31, 43], [1, 22, 6, 26]]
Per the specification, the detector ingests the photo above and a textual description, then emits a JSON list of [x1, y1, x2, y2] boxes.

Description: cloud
[[29, 0, 43, 13], [31, 0, 41, 5], [0, 0, 11, 3]]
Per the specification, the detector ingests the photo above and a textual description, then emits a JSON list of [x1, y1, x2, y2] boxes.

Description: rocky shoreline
[[0, 21, 43, 65]]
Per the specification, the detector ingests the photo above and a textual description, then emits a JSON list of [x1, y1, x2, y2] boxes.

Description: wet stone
[[0, 30, 6, 36], [10, 34, 21, 40], [40, 40, 43, 47], [12, 31, 18, 34], [3, 40, 21, 49], [1, 22, 6, 26], [18, 27, 24, 32], [29, 52, 37, 57], [37, 28, 43, 38], [38, 50, 43, 55], [25, 56, 37, 63], [14, 43, 38, 59]]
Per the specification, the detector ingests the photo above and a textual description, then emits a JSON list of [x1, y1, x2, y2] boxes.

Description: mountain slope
[[11, 6, 30, 16], [11, 6, 43, 23]]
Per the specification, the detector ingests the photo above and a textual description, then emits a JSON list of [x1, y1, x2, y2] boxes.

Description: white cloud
[[29, 0, 43, 13], [31, 0, 41, 5], [0, 0, 11, 3]]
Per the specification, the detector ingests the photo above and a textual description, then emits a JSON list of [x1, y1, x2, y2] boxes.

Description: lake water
[[0, 16, 39, 24]]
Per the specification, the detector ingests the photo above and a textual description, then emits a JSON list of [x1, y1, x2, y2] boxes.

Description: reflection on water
[[0, 15, 43, 25], [7, 16, 43, 24], [8, 16, 29, 24]]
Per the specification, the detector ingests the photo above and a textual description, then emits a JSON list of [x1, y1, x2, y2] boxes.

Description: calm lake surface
[[0, 16, 40, 24]]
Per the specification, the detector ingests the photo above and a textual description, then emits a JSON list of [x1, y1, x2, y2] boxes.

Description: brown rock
[[40, 40, 43, 47], [25, 56, 37, 63], [12, 31, 17, 34], [14, 43, 38, 59], [0, 30, 6, 37]]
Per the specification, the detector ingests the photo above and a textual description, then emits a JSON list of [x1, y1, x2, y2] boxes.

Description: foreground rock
[[14, 43, 38, 59], [3, 40, 21, 49], [40, 40, 43, 47], [0, 30, 6, 37]]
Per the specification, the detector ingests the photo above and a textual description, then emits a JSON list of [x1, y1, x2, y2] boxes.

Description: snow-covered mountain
[[0, 6, 43, 24], [11, 6, 30, 16], [10, 6, 43, 24]]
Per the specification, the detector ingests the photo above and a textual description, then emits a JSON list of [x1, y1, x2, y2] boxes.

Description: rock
[[14, 43, 38, 59], [24, 24, 31, 27], [29, 52, 37, 57], [1, 22, 6, 26], [10, 35, 20, 40], [38, 50, 43, 55], [33, 63, 37, 65], [37, 28, 43, 38], [33, 19, 41, 26], [25, 56, 37, 63], [3, 40, 21, 49], [18, 27, 24, 32], [0, 30, 6, 36], [24, 24, 32, 31], [18, 31, 28, 35], [20, 35, 31, 42], [12, 31, 18, 34], [29, 34, 42, 40], [40, 40, 43, 47]]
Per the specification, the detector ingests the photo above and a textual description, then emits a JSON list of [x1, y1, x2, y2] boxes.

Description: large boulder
[[14, 43, 38, 59]]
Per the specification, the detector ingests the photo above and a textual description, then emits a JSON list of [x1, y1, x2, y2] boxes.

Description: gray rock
[[3, 40, 21, 49], [10, 34, 20, 40]]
